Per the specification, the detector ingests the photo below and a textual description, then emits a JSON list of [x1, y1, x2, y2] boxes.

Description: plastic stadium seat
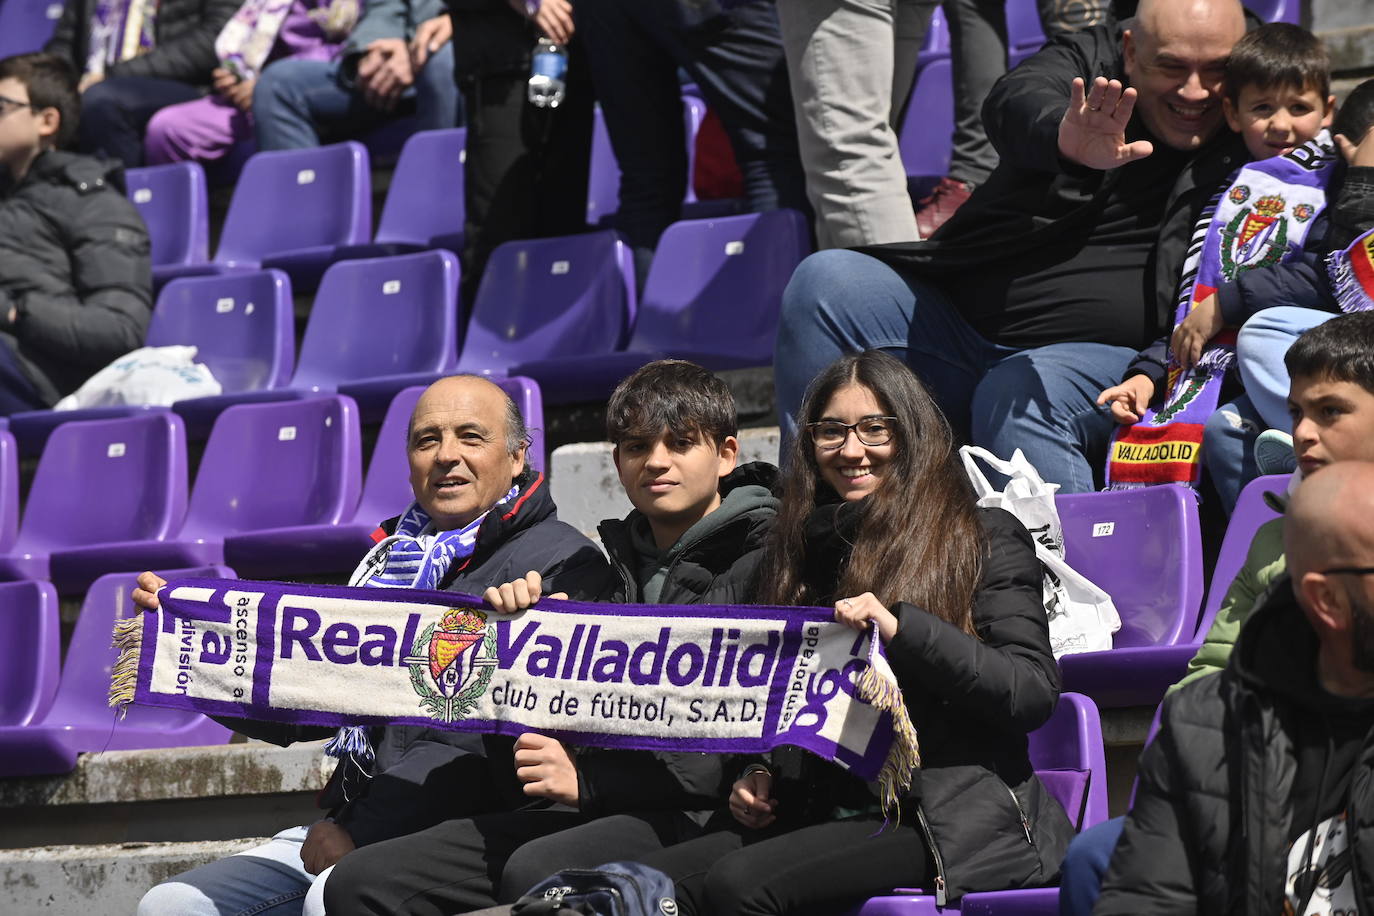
[[512, 209, 810, 403], [0, 414, 188, 594], [899, 56, 954, 185], [0, 0, 64, 57], [0, 568, 234, 778], [126, 162, 211, 287], [1007, 0, 1046, 68], [1245, 0, 1300, 23], [0, 426, 19, 555], [852, 693, 1107, 916], [0, 581, 60, 727], [1194, 473, 1287, 639]]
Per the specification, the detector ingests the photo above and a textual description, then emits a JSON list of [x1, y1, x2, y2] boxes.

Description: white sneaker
[[1254, 429, 1297, 476]]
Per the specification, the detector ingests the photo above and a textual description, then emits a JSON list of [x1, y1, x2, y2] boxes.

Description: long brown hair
[[759, 351, 985, 634]]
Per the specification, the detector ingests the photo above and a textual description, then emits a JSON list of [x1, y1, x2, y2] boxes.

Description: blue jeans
[[78, 75, 204, 167], [1059, 816, 1125, 916], [775, 249, 1135, 493], [253, 47, 461, 150], [137, 825, 329, 916], [1237, 306, 1335, 431]]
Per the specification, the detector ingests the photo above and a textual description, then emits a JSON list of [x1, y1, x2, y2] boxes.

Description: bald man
[[136, 375, 612, 916], [774, 0, 1250, 494], [1096, 462, 1374, 913]]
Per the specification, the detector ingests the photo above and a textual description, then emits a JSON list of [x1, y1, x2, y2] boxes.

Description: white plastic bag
[[55, 345, 222, 410], [959, 446, 1121, 657]]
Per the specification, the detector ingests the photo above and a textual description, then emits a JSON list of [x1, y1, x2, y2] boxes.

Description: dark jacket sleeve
[[1123, 335, 1170, 390], [207, 716, 338, 746], [884, 508, 1060, 734], [11, 188, 151, 371], [108, 0, 240, 83], [1327, 165, 1374, 253], [576, 750, 727, 818]]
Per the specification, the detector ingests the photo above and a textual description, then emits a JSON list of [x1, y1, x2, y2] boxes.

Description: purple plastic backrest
[[632, 209, 809, 363], [1245, 0, 1301, 23], [125, 162, 210, 268], [16, 414, 187, 553], [1006, 0, 1046, 58], [147, 270, 295, 393], [48, 568, 233, 729], [1195, 473, 1288, 640], [898, 56, 954, 180], [921, 6, 948, 56], [0, 427, 18, 553], [179, 396, 362, 540], [1058, 486, 1203, 648], [682, 95, 707, 205], [500, 376, 546, 473], [0, 1, 64, 57], [375, 128, 467, 247], [1028, 692, 1109, 830], [215, 142, 371, 266], [292, 251, 461, 391], [459, 231, 636, 374], [0, 580, 60, 726]]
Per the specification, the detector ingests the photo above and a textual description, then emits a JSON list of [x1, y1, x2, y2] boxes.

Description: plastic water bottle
[[527, 37, 567, 108]]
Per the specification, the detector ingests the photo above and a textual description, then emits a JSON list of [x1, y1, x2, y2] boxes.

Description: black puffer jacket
[[767, 504, 1074, 903], [1097, 578, 1374, 914], [0, 150, 151, 405], [45, 0, 239, 86]]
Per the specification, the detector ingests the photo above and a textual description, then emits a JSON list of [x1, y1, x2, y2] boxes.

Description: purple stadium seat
[[0, 414, 188, 594], [0, 568, 233, 778], [1194, 473, 1287, 639], [1055, 486, 1204, 708], [1245, 0, 1300, 23], [1006, 0, 1046, 69], [0, 426, 19, 555], [511, 209, 810, 404], [852, 693, 1107, 916], [126, 162, 210, 287], [899, 56, 954, 185], [448, 230, 635, 375], [0, 0, 64, 57], [0, 581, 60, 727]]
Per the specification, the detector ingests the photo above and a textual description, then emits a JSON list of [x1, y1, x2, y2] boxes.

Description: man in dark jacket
[[1097, 460, 1374, 914], [45, 0, 238, 166], [0, 52, 151, 414], [773, 0, 1249, 494], [136, 375, 612, 916]]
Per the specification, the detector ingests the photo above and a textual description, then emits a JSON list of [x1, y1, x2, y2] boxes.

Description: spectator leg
[[253, 59, 380, 151], [143, 95, 252, 165], [1203, 394, 1264, 515], [414, 41, 464, 130], [944, 0, 1006, 188], [321, 808, 588, 916], [971, 341, 1137, 493], [774, 248, 1009, 441], [1059, 816, 1126, 916], [78, 75, 203, 167], [1236, 305, 1335, 432], [136, 825, 318, 916], [777, 0, 932, 248]]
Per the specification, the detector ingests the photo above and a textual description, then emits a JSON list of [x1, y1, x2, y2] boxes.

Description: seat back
[[631, 210, 809, 364], [181, 397, 362, 539], [17, 414, 187, 552], [1006, 0, 1046, 63], [1244, 0, 1300, 23], [898, 56, 953, 180], [147, 270, 295, 393], [459, 231, 635, 374], [0, 1, 64, 57], [1058, 486, 1203, 648], [292, 250, 461, 391], [375, 128, 467, 246], [215, 142, 371, 265], [1195, 473, 1288, 639], [1028, 692, 1109, 831], [0, 581, 60, 726], [44, 568, 233, 727], [126, 162, 210, 268], [0, 427, 19, 554]]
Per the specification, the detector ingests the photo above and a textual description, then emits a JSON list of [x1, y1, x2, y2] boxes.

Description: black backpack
[[510, 861, 679, 916]]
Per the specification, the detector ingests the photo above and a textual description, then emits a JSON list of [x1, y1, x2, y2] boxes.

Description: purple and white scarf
[[85, 0, 158, 78], [110, 578, 921, 816], [1328, 224, 1374, 314], [216, 0, 360, 81]]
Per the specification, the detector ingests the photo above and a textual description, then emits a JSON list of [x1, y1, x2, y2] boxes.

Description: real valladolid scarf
[[1329, 224, 1374, 314], [215, 0, 359, 81], [110, 577, 921, 815], [1106, 132, 1338, 490]]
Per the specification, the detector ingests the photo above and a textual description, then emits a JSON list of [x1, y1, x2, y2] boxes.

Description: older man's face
[[407, 378, 525, 531], [1123, 2, 1245, 152]]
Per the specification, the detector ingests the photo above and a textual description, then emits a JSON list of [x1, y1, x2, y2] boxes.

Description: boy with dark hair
[[321, 360, 778, 915], [0, 52, 151, 415]]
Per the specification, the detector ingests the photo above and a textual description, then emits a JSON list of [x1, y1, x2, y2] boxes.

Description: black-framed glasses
[[1322, 566, 1374, 577], [806, 417, 898, 450], [0, 94, 36, 118]]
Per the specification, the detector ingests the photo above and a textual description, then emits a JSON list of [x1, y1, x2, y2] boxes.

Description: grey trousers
[[778, 0, 939, 248]]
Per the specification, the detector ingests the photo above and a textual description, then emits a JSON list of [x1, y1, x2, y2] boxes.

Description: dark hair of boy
[[0, 53, 80, 149], [1286, 312, 1374, 391], [605, 360, 738, 446], [1224, 22, 1330, 104], [1333, 77, 1374, 145]]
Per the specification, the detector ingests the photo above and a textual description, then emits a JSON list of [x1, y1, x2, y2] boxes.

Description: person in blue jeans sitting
[[772, 0, 1249, 493], [252, 0, 462, 150]]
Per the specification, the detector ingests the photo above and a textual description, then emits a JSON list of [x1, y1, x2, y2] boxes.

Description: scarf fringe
[[1329, 248, 1374, 314], [108, 615, 143, 716], [854, 662, 920, 825], [324, 725, 376, 764]]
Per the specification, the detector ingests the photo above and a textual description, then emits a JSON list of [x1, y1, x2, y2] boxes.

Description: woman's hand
[[730, 768, 776, 829], [834, 592, 898, 644], [132, 571, 167, 610], [483, 570, 567, 614], [1096, 374, 1156, 424]]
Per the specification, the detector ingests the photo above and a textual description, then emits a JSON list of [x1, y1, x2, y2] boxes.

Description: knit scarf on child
[[85, 0, 158, 78], [1329, 223, 1374, 314], [215, 0, 360, 81]]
